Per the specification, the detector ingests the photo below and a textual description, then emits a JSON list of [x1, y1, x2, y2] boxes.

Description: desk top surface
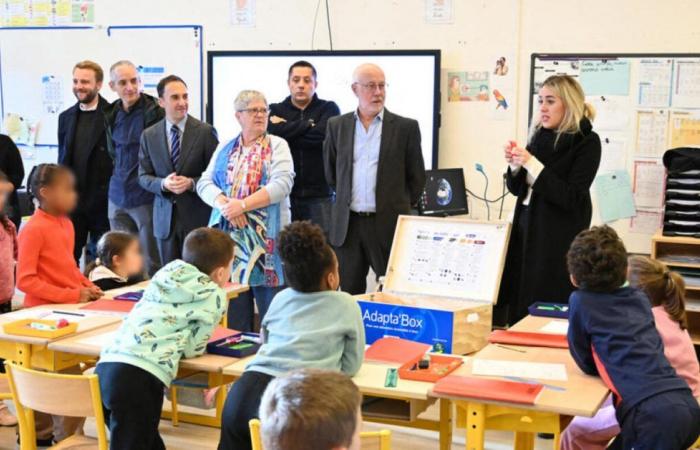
[[0, 304, 122, 345], [104, 281, 248, 300]]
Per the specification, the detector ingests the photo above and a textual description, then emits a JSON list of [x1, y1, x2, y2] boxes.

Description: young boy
[[259, 369, 362, 450], [566, 225, 700, 450], [95, 227, 234, 450]]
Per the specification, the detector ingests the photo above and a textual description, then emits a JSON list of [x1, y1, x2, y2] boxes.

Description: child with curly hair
[[218, 221, 366, 450], [566, 225, 700, 450]]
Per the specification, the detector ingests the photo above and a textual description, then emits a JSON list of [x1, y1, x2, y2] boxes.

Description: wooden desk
[[48, 322, 238, 428], [223, 357, 456, 450], [509, 315, 568, 334], [432, 316, 608, 450], [0, 305, 122, 370]]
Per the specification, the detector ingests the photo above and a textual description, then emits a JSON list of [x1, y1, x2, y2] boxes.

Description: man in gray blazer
[[139, 75, 219, 263], [324, 63, 426, 294]]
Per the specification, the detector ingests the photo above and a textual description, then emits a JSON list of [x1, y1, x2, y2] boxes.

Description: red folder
[[209, 326, 239, 344], [433, 375, 543, 405], [365, 337, 432, 364], [80, 299, 136, 314], [488, 330, 569, 349]]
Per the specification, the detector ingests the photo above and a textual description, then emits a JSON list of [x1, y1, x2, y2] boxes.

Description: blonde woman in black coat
[[496, 75, 601, 326]]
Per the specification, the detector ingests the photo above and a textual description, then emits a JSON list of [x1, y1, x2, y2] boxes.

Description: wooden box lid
[[383, 216, 511, 305]]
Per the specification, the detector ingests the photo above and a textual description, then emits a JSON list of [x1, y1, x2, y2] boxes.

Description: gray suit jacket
[[323, 109, 426, 247], [139, 115, 219, 239]]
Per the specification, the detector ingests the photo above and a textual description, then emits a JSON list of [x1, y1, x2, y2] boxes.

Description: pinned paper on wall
[[579, 60, 630, 96], [532, 59, 580, 93], [594, 171, 636, 223], [635, 110, 669, 158], [633, 160, 666, 208], [630, 209, 663, 235], [137, 66, 166, 96], [670, 112, 700, 148], [637, 58, 673, 108], [41, 75, 63, 114], [230, 0, 255, 27], [589, 96, 632, 131], [447, 71, 489, 102], [598, 137, 627, 173], [673, 59, 700, 108], [2, 113, 38, 146], [1, 0, 95, 27], [425, 0, 453, 24]]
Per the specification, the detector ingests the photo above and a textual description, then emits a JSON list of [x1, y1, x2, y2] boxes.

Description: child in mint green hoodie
[[96, 227, 234, 450]]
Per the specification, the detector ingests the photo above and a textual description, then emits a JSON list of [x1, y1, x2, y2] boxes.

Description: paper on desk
[[472, 359, 568, 381], [75, 331, 118, 348], [3, 309, 90, 323], [539, 321, 569, 335]]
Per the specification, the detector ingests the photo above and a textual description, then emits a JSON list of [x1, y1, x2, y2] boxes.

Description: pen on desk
[[496, 344, 526, 353], [51, 310, 85, 317]]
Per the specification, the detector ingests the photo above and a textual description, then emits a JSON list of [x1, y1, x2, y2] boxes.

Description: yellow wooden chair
[[5, 362, 108, 450], [249, 418, 391, 450]]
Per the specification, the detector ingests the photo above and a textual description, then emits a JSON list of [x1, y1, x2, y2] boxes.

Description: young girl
[[561, 255, 700, 450], [0, 170, 18, 426], [218, 221, 365, 450], [17, 163, 103, 307], [85, 231, 144, 291]]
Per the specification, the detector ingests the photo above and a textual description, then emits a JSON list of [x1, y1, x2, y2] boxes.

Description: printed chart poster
[[670, 112, 700, 148], [1, 0, 95, 27], [447, 71, 489, 102]]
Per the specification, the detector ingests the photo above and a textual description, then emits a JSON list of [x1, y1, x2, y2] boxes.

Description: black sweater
[[268, 94, 340, 198], [0, 134, 25, 229]]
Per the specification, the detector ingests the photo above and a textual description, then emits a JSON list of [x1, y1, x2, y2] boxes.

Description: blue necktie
[[170, 124, 181, 168]]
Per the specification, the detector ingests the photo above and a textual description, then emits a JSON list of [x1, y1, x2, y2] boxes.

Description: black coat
[[57, 96, 112, 213], [0, 134, 24, 229], [496, 119, 601, 325]]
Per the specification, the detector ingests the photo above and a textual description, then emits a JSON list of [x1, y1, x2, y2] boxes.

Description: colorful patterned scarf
[[208, 133, 284, 287]]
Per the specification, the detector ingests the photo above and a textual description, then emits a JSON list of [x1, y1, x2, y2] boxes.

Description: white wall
[[10, 0, 700, 250]]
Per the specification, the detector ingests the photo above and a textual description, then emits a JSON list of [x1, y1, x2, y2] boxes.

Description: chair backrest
[[360, 430, 392, 450], [248, 419, 392, 450], [6, 363, 101, 418], [249, 419, 264, 450]]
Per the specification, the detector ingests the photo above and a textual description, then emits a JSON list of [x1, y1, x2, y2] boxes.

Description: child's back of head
[[260, 369, 362, 450], [566, 225, 628, 293], [277, 221, 337, 293], [628, 255, 688, 329], [181, 227, 234, 286]]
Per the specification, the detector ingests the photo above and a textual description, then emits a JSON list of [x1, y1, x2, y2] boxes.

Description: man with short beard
[[58, 60, 113, 264]]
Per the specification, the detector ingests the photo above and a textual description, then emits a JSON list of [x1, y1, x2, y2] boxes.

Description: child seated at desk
[[218, 221, 365, 450], [95, 227, 233, 450], [84, 231, 144, 291], [561, 255, 700, 450], [259, 369, 362, 450], [17, 163, 103, 307], [565, 225, 700, 450]]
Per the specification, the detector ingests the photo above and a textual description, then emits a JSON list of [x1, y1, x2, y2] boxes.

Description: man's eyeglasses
[[238, 107, 270, 116], [354, 82, 388, 92]]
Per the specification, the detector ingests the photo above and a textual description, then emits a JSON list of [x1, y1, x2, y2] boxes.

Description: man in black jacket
[[104, 60, 164, 275], [268, 61, 340, 233], [58, 60, 112, 263]]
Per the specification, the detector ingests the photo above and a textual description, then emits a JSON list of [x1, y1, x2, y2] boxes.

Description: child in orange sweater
[[17, 164, 102, 307]]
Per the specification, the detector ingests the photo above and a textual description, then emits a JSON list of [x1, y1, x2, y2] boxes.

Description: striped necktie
[[170, 124, 181, 168]]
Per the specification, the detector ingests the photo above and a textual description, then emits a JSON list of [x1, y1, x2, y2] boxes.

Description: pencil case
[[528, 302, 569, 319], [398, 354, 463, 382], [3, 319, 78, 338], [206, 332, 261, 357], [113, 290, 144, 301]]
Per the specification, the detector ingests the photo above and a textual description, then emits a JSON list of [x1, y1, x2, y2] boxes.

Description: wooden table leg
[[465, 402, 485, 450], [15, 343, 31, 367], [514, 431, 535, 450], [214, 372, 227, 422], [439, 398, 453, 450]]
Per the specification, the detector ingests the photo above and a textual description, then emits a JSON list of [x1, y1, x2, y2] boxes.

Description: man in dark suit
[[139, 75, 219, 263], [324, 63, 426, 294], [58, 60, 112, 263]]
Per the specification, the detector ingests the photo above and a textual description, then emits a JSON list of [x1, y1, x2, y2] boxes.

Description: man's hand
[[270, 115, 287, 124], [163, 173, 194, 194]]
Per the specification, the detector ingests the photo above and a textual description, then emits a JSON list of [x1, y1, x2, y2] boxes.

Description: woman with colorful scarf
[[198, 90, 294, 331]]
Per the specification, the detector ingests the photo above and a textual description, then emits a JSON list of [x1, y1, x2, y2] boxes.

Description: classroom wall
[[12, 0, 700, 250]]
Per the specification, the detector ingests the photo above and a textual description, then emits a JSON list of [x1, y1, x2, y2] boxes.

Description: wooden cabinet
[[651, 233, 700, 351]]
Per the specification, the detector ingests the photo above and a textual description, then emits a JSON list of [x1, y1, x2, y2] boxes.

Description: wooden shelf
[[652, 232, 700, 246], [657, 260, 700, 269]]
